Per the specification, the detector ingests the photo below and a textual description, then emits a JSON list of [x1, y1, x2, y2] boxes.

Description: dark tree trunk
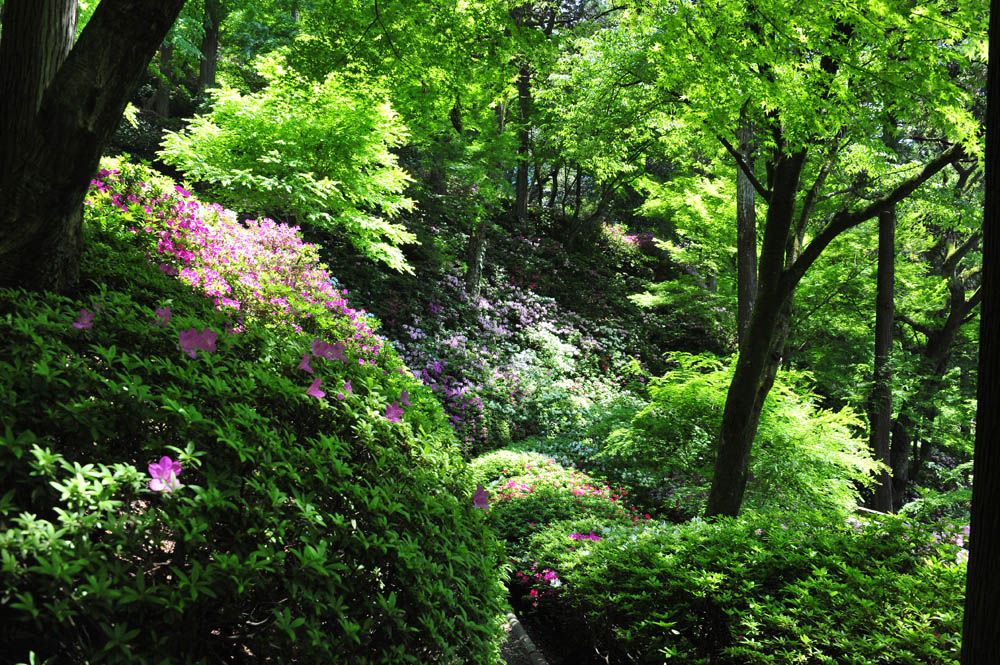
[[515, 62, 531, 221], [0, 0, 187, 292], [573, 163, 582, 220], [705, 148, 806, 518], [154, 42, 174, 117], [867, 205, 895, 512], [736, 122, 758, 350], [465, 217, 488, 300], [890, 416, 912, 509], [548, 165, 559, 208], [961, 1, 1000, 657], [198, 0, 224, 93]]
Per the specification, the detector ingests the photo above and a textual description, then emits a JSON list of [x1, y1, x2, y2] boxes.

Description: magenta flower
[[153, 306, 171, 327], [311, 338, 346, 360], [400, 389, 411, 406], [473, 484, 490, 509], [73, 309, 94, 329], [337, 380, 353, 400], [569, 531, 602, 541], [298, 353, 314, 374], [174, 185, 192, 197], [159, 263, 179, 276], [327, 341, 347, 361], [179, 327, 218, 358], [306, 378, 325, 400], [148, 455, 182, 492], [385, 401, 404, 423]]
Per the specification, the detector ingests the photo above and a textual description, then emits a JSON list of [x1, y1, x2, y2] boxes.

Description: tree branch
[[786, 143, 964, 287], [718, 134, 770, 201]]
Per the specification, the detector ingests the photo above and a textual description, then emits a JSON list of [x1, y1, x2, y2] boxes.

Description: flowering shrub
[[0, 208, 509, 663], [514, 512, 966, 664], [85, 157, 383, 359], [468, 449, 645, 552]]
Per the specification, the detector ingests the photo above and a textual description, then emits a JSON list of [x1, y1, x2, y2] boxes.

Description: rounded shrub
[[0, 212, 507, 662], [515, 512, 966, 664]]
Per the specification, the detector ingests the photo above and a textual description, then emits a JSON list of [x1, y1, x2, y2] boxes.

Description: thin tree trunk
[[515, 61, 531, 221], [198, 0, 223, 93], [573, 163, 582, 220], [868, 206, 895, 512], [961, 0, 1000, 656], [465, 217, 488, 300], [548, 166, 559, 208], [0, 0, 187, 292], [154, 42, 173, 117], [736, 122, 758, 350]]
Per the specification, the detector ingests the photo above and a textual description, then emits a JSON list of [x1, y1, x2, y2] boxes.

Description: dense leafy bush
[[159, 56, 416, 271], [468, 450, 644, 551], [514, 512, 967, 664], [0, 178, 508, 664], [591, 353, 883, 516]]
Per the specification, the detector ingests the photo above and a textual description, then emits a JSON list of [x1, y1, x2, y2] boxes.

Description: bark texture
[[0, 0, 187, 292], [515, 61, 531, 221], [960, 1, 1000, 659], [198, 0, 224, 93], [867, 205, 895, 512], [736, 122, 758, 350]]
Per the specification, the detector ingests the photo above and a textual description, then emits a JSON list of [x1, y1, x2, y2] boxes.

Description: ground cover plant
[[0, 165, 509, 664]]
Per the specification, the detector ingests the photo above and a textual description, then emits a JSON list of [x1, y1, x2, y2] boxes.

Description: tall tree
[[199, 0, 226, 93], [867, 205, 896, 512], [0, 0, 186, 292], [960, 0, 1000, 657]]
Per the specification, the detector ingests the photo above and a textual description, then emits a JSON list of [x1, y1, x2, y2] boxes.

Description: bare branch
[[718, 134, 770, 201]]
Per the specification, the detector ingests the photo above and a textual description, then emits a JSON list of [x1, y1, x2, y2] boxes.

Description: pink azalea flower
[[73, 309, 94, 329], [306, 378, 325, 400], [337, 380, 353, 400], [298, 353, 314, 374], [327, 341, 347, 361], [159, 263, 179, 276], [179, 327, 218, 358], [473, 484, 490, 509], [148, 455, 182, 492], [153, 307, 171, 327], [385, 401, 404, 423], [400, 389, 412, 406]]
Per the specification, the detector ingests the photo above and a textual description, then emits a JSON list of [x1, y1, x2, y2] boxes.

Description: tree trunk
[[154, 42, 173, 117], [198, 0, 223, 94], [573, 163, 582, 220], [465, 217, 488, 300], [548, 165, 559, 208], [961, 0, 1000, 656], [515, 61, 531, 222], [0, 0, 188, 292], [705, 148, 806, 518], [736, 122, 758, 350], [889, 416, 912, 510], [867, 205, 895, 512]]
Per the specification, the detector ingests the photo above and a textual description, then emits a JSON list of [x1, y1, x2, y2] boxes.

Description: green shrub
[[595, 353, 883, 516], [0, 226, 507, 662], [515, 512, 966, 664], [469, 450, 640, 551]]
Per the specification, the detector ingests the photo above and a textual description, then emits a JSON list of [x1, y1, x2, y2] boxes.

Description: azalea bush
[[86, 157, 382, 355], [468, 450, 646, 551], [514, 512, 967, 664], [0, 189, 508, 664]]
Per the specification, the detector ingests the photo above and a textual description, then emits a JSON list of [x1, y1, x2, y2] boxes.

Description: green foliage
[[0, 230, 507, 663], [159, 56, 417, 272], [515, 512, 966, 664], [469, 450, 637, 550], [593, 354, 883, 516]]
